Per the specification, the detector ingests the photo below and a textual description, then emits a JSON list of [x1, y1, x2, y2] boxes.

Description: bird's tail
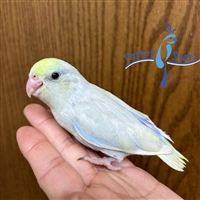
[[158, 142, 188, 171], [160, 64, 168, 87]]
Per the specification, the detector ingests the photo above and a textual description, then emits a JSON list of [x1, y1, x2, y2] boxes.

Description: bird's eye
[[170, 37, 172, 39], [51, 72, 60, 80]]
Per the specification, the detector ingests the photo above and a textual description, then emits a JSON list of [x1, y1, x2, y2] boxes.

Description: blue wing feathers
[[130, 111, 173, 142], [72, 89, 173, 155], [156, 45, 164, 68], [73, 121, 116, 148], [165, 44, 172, 60]]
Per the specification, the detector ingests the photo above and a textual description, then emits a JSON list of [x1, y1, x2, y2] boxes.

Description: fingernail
[[68, 196, 79, 200]]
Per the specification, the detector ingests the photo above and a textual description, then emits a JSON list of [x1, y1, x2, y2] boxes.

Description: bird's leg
[[77, 156, 121, 171]]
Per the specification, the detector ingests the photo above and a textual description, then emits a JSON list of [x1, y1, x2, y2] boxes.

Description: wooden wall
[[1, 1, 200, 199]]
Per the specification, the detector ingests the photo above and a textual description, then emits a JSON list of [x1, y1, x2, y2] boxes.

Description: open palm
[[17, 104, 182, 200]]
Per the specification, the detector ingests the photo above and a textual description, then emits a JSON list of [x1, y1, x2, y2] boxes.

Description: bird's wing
[[165, 44, 172, 61], [99, 86, 173, 143], [156, 44, 165, 68], [72, 91, 172, 155]]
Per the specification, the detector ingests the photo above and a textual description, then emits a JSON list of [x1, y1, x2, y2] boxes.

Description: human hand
[[17, 104, 183, 200]]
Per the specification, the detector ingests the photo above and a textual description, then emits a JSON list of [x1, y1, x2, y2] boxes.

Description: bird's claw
[[77, 156, 121, 171]]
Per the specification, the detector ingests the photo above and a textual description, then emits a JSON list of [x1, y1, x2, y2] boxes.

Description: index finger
[[24, 104, 98, 184]]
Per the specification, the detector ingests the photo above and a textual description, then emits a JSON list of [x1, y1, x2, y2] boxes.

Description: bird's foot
[[78, 156, 121, 171]]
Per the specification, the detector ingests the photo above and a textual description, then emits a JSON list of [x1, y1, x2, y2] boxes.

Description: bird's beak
[[26, 76, 43, 98], [173, 37, 177, 42]]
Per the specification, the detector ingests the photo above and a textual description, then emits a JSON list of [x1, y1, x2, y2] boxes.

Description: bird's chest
[[51, 102, 75, 128], [51, 102, 88, 142]]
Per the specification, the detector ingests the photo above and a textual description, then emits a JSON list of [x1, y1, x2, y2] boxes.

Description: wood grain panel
[[1, 1, 200, 199]]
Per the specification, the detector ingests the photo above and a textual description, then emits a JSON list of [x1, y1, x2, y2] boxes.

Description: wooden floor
[[1, 1, 200, 199]]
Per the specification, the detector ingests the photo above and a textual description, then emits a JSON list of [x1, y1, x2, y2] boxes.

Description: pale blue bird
[[156, 23, 177, 87], [26, 58, 188, 171]]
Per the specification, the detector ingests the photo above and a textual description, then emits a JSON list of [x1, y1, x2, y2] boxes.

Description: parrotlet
[[26, 58, 188, 171]]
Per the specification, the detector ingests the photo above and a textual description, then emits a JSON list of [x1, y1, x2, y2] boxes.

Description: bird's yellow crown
[[30, 58, 62, 76]]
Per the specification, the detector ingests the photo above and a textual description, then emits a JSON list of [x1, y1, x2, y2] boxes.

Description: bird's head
[[26, 58, 86, 107], [163, 33, 177, 44]]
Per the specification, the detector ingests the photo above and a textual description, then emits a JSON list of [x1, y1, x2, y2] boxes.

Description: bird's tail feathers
[[158, 142, 188, 171]]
